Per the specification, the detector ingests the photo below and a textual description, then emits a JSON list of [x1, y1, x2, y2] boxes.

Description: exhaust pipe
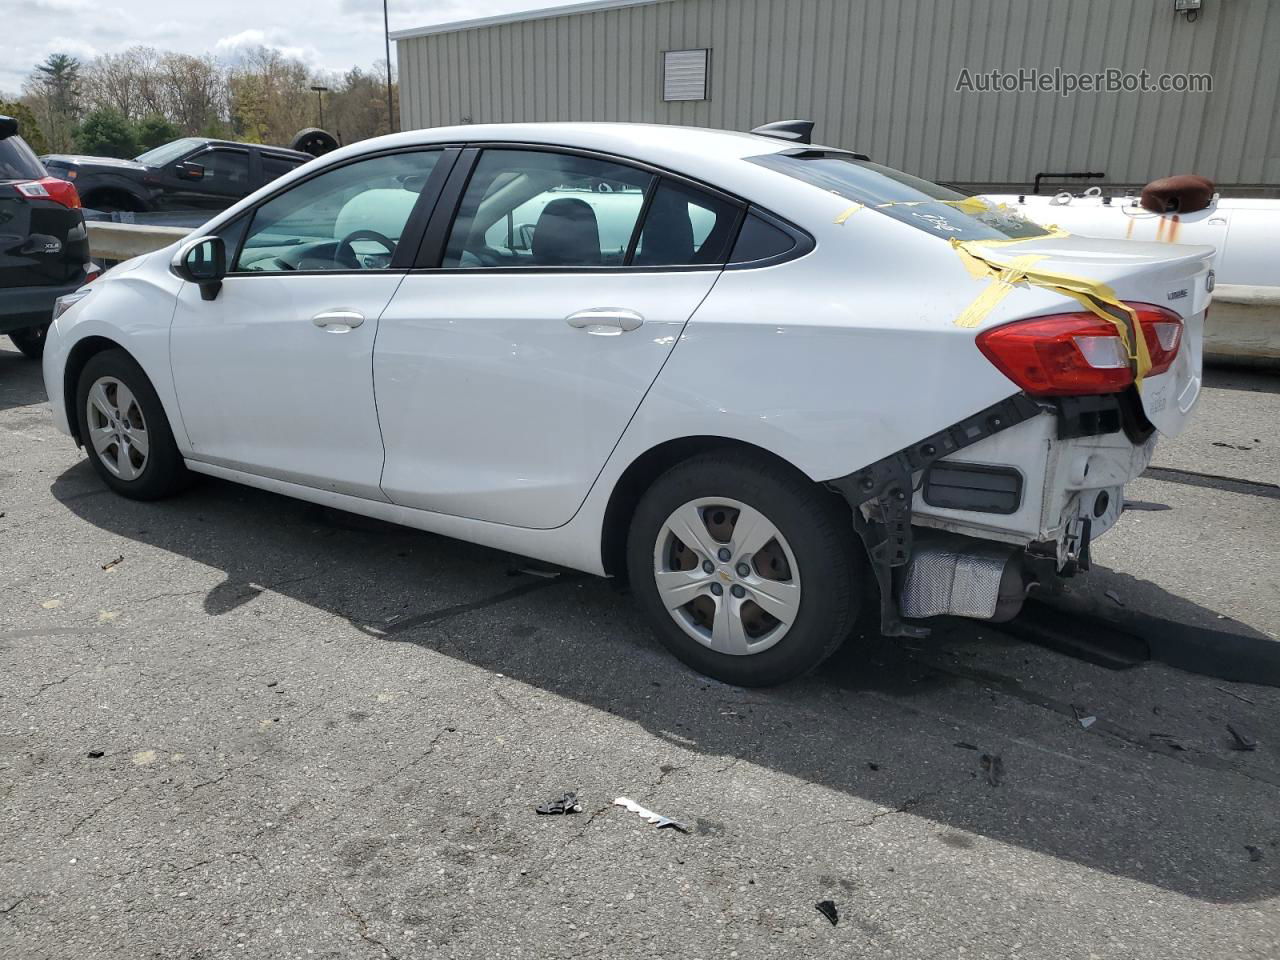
[[899, 536, 1028, 623]]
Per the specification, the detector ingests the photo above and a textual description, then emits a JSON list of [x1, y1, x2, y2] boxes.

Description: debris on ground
[[101, 555, 124, 571], [1212, 441, 1254, 451], [1072, 705, 1097, 729], [613, 796, 689, 832], [1226, 724, 1257, 752], [954, 741, 978, 751], [980, 754, 1004, 786], [1123, 500, 1172, 512], [87, 750, 104, 759], [535, 791, 582, 815], [1104, 589, 1125, 607], [1150, 733, 1187, 751], [815, 900, 839, 926], [1245, 845, 1264, 862], [1216, 686, 1255, 705], [867, 762, 880, 771]]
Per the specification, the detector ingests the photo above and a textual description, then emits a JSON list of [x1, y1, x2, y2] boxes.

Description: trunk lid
[[979, 234, 1214, 437]]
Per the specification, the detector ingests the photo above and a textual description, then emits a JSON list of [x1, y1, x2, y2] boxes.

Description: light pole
[[382, 0, 395, 132], [309, 84, 330, 129]]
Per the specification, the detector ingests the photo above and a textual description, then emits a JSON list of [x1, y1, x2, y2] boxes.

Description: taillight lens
[[13, 176, 82, 209], [976, 302, 1184, 396]]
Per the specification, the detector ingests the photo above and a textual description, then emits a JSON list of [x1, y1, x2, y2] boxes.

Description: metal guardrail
[[86, 222, 1280, 368]]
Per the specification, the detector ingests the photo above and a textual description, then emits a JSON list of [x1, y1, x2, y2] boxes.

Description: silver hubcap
[[653, 497, 802, 656], [85, 376, 149, 481]]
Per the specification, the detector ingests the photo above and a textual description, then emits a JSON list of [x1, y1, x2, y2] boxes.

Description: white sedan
[[43, 122, 1213, 686]]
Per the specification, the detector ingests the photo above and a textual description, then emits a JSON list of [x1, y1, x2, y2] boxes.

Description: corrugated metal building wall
[[394, 0, 1280, 193]]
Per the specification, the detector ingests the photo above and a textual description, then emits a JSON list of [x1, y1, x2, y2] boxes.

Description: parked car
[[0, 115, 94, 359], [41, 122, 1212, 685], [41, 137, 312, 214]]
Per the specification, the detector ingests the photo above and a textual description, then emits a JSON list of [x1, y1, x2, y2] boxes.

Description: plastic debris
[[1227, 724, 1257, 752], [101, 555, 124, 571], [1216, 686, 1255, 705], [613, 796, 688, 833], [1104, 589, 1125, 606], [815, 900, 839, 926], [535, 791, 582, 815], [1150, 732, 1187, 751], [1245, 845, 1264, 862], [980, 753, 1004, 786], [87, 750, 104, 759], [954, 741, 979, 751], [1072, 705, 1097, 729]]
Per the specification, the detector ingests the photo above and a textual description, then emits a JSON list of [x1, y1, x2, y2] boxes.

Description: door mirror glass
[[176, 161, 205, 181], [172, 235, 226, 300]]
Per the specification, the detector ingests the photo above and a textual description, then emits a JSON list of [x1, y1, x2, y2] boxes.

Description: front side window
[[748, 151, 1049, 242], [444, 150, 653, 268], [234, 150, 439, 273], [198, 149, 251, 192]]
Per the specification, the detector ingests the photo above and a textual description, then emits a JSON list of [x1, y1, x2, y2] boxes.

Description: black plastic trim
[[922, 463, 1024, 515]]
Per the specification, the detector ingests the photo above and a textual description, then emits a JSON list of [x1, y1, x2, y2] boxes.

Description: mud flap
[[828, 394, 1047, 637]]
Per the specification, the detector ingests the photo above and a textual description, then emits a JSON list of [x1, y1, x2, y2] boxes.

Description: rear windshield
[[748, 151, 1048, 242], [0, 135, 46, 181]]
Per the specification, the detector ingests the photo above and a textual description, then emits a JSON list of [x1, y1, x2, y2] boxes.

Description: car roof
[[199, 138, 310, 158]]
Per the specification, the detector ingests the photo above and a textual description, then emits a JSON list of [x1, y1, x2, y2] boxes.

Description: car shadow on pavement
[[51, 460, 1280, 905]]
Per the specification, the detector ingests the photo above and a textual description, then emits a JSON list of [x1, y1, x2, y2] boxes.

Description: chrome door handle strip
[[565, 307, 644, 332]]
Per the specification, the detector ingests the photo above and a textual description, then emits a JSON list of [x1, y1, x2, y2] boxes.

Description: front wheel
[[8, 324, 48, 359], [76, 349, 191, 500], [627, 451, 863, 687]]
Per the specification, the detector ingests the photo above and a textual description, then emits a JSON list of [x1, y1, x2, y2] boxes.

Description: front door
[[170, 147, 451, 499], [375, 147, 743, 528]]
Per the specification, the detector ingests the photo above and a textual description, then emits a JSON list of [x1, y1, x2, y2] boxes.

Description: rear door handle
[[312, 309, 366, 333], [565, 307, 644, 334]]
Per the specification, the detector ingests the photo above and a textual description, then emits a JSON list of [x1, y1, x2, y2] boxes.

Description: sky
[[2, 0, 561, 95]]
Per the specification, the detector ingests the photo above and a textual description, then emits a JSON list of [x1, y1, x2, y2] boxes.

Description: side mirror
[[171, 235, 226, 301], [175, 161, 205, 181]]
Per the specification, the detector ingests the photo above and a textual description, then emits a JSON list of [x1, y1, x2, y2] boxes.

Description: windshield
[[135, 138, 204, 167], [749, 151, 1049, 242]]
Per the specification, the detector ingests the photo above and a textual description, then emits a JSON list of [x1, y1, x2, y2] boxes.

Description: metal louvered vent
[[663, 49, 709, 101]]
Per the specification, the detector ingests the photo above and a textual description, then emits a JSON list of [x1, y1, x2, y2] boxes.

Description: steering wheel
[[335, 229, 396, 268]]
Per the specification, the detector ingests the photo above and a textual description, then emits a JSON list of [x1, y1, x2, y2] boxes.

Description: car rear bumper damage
[[826, 391, 1159, 637]]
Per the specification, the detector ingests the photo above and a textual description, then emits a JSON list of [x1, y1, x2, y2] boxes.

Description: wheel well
[[82, 188, 145, 212], [63, 336, 127, 445], [600, 436, 846, 579]]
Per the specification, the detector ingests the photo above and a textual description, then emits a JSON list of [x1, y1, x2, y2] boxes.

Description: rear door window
[[748, 151, 1048, 242], [631, 179, 739, 267], [0, 136, 46, 181], [261, 153, 306, 183]]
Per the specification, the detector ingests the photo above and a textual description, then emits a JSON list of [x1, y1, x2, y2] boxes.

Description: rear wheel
[[8, 324, 48, 359], [76, 349, 191, 500], [627, 451, 862, 686]]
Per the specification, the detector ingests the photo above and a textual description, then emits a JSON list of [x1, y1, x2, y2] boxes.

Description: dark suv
[[1, 116, 94, 359], [42, 137, 312, 214]]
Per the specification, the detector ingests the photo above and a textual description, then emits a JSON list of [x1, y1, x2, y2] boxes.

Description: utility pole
[[382, 0, 395, 133], [310, 85, 329, 129]]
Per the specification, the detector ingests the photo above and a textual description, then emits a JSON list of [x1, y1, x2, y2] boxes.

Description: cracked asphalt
[[2, 340, 1279, 959]]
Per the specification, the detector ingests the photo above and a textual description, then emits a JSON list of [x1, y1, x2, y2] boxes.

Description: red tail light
[[976, 302, 1183, 396], [13, 176, 82, 209]]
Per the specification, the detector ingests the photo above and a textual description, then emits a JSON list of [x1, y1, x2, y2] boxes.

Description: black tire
[[290, 127, 339, 157], [627, 450, 863, 687], [76, 349, 191, 500], [8, 324, 48, 359]]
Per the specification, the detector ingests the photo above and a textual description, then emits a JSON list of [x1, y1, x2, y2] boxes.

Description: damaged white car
[[42, 121, 1213, 685]]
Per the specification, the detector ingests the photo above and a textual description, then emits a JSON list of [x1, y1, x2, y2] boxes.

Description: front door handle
[[565, 307, 644, 334], [312, 309, 366, 333]]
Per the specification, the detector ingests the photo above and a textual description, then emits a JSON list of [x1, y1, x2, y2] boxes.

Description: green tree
[[74, 108, 139, 158], [0, 99, 48, 154], [136, 113, 177, 150], [31, 53, 82, 150]]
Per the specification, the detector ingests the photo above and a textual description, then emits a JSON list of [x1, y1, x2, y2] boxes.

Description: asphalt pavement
[[2, 341, 1278, 959]]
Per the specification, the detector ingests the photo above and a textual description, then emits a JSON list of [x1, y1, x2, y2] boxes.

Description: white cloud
[[0, 0, 555, 94]]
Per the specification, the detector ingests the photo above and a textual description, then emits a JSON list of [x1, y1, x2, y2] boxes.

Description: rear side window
[[748, 151, 1048, 242], [0, 136, 46, 181], [262, 153, 305, 181], [632, 179, 739, 267], [729, 212, 797, 264]]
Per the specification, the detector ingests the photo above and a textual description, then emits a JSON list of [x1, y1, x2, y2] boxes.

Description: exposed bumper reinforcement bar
[[827, 393, 1046, 637]]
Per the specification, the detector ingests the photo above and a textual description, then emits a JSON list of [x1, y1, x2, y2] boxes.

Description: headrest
[[532, 197, 601, 266], [1140, 175, 1215, 214]]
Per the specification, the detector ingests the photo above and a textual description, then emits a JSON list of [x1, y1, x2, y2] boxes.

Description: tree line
[[1, 46, 399, 158]]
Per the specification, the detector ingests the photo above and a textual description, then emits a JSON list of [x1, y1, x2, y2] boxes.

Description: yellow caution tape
[[950, 236, 1153, 385], [834, 203, 863, 224]]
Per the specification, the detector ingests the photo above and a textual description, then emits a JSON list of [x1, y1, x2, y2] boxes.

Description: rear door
[[375, 146, 743, 529]]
